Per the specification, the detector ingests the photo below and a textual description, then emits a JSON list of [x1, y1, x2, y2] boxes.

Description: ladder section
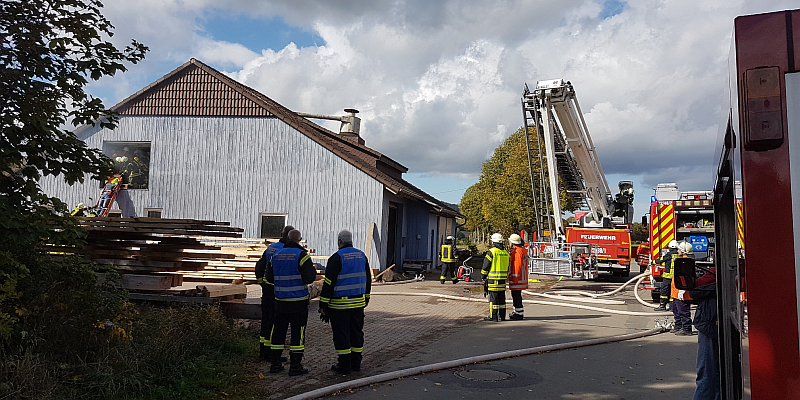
[[534, 80, 614, 224], [521, 87, 552, 239]]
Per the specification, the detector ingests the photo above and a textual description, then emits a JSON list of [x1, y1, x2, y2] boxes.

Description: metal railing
[[527, 241, 599, 279]]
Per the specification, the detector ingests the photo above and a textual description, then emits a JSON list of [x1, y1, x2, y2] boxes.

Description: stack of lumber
[[47, 217, 250, 303]]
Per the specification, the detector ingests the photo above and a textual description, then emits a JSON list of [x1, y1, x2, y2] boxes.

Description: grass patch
[[1, 301, 262, 400]]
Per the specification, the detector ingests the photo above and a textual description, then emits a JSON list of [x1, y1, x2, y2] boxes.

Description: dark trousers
[[440, 262, 457, 281], [488, 291, 506, 321], [269, 307, 308, 358], [694, 331, 721, 400], [660, 278, 671, 305], [510, 290, 523, 313], [672, 298, 692, 332], [260, 293, 275, 352], [329, 307, 365, 370]]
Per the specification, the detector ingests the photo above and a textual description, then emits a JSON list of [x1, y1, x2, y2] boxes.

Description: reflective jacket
[[659, 251, 679, 279], [508, 245, 528, 290], [272, 247, 310, 301], [440, 244, 457, 263], [321, 245, 372, 310], [255, 241, 284, 285], [482, 246, 510, 292]]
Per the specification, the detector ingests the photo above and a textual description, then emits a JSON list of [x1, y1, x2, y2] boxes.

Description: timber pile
[[48, 217, 251, 304]]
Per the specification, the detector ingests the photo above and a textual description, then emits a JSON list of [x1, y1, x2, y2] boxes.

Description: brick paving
[[250, 272, 559, 399]]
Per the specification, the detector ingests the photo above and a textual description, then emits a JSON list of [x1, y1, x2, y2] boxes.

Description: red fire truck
[[565, 227, 631, 276], [712, 9, 800, 398], [647, 184, 715, 266]]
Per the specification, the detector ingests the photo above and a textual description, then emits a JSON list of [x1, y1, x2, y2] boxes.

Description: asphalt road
[[317, 271, 699, 400]]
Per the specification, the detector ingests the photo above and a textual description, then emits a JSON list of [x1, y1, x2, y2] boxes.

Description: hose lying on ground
[[284, 326, 666, 400], [372, 291, 672, 316]]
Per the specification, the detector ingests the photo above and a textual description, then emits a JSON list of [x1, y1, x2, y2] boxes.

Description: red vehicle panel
[[565, 228, 631, 263]]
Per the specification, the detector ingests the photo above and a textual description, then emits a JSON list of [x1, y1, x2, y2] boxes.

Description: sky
[[88, 0, 799, 220]]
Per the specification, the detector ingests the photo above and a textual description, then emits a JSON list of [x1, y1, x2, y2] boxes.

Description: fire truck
[[521, 80, 634, 278], [711, 9, 800, 399], [640, 184, 715, 301]]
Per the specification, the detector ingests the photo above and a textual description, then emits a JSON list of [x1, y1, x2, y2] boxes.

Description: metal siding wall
[[39, 116, 385, 266]]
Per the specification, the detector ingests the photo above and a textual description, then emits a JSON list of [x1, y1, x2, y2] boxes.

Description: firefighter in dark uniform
[[654, 240, 679, 312], [439, 235, 459, 284], [266, 229, 316, 375], [254, 225, 294, 362], [482, 233, 510, 322], [319, 230, 371, 374]]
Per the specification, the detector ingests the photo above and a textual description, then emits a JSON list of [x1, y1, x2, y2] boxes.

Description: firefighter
[[319, 230, 372, 375], [266, 229, 316, 375], [677, 267, 719, 400], [439, 235, 459, 284], [482, 233, 510, 322], [654, 240, 679, 312], [254, 225, 294, 362], [670, 241, 694, 336], [507, 234, 528, 320]]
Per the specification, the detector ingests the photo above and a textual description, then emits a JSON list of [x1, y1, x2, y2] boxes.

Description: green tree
[[460, 127, 577, 239], [630, 222, 648, 244], [0, 0, 146, 340]]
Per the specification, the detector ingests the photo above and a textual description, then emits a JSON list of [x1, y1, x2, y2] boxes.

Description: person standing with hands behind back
[[319, 230, 371, 375]]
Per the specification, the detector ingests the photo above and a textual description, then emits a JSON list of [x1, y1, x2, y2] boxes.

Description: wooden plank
[[121, 274, 175, 290], [364, 222, 376, 267], [196, 284, 247, 297]]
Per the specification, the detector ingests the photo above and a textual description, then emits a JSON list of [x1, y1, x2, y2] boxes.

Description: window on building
[[259, 214, 287, 239], [144, 208, 162, 218], [102, 141, 151, 189]]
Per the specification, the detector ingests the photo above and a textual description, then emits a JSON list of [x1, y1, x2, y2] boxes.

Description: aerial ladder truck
[[521, 79, 634, 279]]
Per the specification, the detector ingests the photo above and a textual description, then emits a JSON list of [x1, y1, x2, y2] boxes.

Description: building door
[[386, 203, 399, 268]]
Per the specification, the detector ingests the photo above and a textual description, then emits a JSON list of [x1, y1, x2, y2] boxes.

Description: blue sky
[[91, 0, 798, 217]]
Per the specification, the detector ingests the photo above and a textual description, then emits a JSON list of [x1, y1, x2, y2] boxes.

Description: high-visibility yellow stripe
[[737, 201, 745, 249], [300, 254, 311, 265]]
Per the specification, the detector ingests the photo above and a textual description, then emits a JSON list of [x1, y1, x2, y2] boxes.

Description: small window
[[144, 208, 162, 218], [102, 141, 151, 189], [259, 214, 287, 239]]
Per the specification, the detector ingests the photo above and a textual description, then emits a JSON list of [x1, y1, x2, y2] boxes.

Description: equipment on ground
[[521, 80, 633, 278], [456, 256, 474, 282]]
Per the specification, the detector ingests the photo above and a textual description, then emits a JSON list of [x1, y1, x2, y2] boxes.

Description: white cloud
[[95, 0, 800, 210]]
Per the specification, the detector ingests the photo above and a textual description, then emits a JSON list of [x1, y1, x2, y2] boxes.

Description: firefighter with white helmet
[[670, 241, 695, 335], [439, 235, 459, 284], [507, 233, 528, 320], [654, 240, 680, 312], [481, 233, 510, 321]]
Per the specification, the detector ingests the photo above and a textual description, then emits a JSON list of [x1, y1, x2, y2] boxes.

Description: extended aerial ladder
[[522, 79, 632, 236], [521, 80, 634, 278]]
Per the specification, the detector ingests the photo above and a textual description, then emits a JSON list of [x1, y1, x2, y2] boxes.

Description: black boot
[[350, 352, 362, 372], [331, 354, 351, 374], [269, 349, 285, 373], [260, 343, 269, 361], [288, 352, 308, 376], [654, 300, 667, 311]]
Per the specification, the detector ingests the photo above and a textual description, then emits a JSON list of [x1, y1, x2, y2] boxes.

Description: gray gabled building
[[40, 59, 462, 271]]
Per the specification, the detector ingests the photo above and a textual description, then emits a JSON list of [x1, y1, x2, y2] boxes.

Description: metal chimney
[[295, 109, 364, 145]]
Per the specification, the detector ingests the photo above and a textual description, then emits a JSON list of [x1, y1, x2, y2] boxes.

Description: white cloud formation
[[94, 0, 799, 212]]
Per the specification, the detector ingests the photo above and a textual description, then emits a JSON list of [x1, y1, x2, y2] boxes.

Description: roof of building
[[106, 58, 461, 218]]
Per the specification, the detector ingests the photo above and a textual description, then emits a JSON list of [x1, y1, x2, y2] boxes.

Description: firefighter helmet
[[490, 233, 503, 243], [446, 235, 454, 241], [509, 234, 523, 245], [668, 240, 679, 249]]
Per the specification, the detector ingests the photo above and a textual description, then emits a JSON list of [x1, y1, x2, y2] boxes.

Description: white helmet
[[668, 240, 679, 250], [679, 241, 694, 254], [490, 233, 503, 243], [446, 235, 454, 241], [508, 234, 523, 245]]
